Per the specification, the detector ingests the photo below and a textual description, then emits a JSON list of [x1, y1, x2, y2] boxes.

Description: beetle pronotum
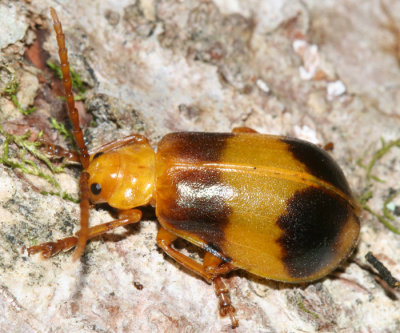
[[27, 8, 361, 328]]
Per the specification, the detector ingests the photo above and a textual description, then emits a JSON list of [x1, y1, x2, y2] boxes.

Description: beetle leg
[[73, 171, 90, 260], [213, 276, 238, 328], [26, 209, 142, 258], [156, 227, 213, 281], [39, 139, 81, 163], [203, 252, 238, 328], [203, 251, 236, 277], [156, 230, 237, 279], [157, 228, 239, 327], [232, 127, 258, 133]]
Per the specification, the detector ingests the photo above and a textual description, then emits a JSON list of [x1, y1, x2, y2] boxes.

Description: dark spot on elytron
[[158, 168, 232, 262], [93, 152, 104, 160], [91, 183, 102, 195], [281, 137, 352, 197], [277, 187, 351, 278], [163, 132, 234, 163]]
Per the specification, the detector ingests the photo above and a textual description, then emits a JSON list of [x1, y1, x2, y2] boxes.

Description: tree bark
[[0, 0, 399, 332]]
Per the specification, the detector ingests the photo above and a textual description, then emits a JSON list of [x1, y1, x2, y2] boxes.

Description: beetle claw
[[27, 242, 60, 258], [219, 303, 238, 328], [228, 310, 239, 329]]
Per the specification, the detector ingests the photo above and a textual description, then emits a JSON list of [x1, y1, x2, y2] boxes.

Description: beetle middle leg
[[156, 227, 212, 279], [156, 227, 238, 327], [27, 208, 142, 258], [204, 252, 238, 328]]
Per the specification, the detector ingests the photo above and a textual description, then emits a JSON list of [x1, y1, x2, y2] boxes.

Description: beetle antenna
[[49, 8, 89, 168], [50, 7, 90, 260]]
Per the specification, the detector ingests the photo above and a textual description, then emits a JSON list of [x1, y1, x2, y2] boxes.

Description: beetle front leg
[[39, 139, 81, 163], [26, 209, 142, 258]]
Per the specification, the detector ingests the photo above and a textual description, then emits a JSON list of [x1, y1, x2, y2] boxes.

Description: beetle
[[27, 8, 361, 328]]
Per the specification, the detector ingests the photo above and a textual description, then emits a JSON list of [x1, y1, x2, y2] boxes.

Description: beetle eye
[[91, 183, 102, 195]]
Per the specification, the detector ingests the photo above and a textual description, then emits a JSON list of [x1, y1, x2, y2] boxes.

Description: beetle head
[[87, 139, 155, 209]]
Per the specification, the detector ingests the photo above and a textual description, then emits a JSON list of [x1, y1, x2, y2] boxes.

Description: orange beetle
[[27, 8, 360, 328]]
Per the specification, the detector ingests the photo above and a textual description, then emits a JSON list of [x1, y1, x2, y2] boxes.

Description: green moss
[[358, 138, 400, 234], [40, 190, 79, 203], [50, 117, 75, 145], [364, 138, 400, 181], [1, 66, 36, 115], [383, 191, 398, 222], [0, 125, 78, 203], [296, 295, 319, 319], [46, 60, 63, 80]]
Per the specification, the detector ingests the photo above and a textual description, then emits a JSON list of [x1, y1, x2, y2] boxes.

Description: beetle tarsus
[[27, 237, 77, 258], [39, 139, 80, 162], [214, 276, 238, 328]]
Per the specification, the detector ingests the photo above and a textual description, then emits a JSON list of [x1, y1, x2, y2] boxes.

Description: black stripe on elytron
[[281, 137, 352, 197], [277, 186, 351, 279], [157, 168, 232, 263], [203, 243, 232, 262], [160, 132, 234, 163]]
